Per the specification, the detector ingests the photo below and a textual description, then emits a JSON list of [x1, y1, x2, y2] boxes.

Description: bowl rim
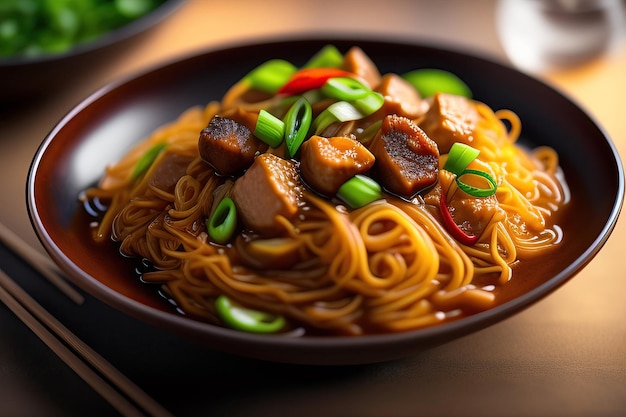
[[26, 36, 626, 362]]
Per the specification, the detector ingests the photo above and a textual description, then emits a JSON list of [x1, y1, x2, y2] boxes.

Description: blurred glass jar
[[496, 0, 626, 73]]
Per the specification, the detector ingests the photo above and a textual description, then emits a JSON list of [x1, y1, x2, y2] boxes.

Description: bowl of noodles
[[27, 38, 624, 365]]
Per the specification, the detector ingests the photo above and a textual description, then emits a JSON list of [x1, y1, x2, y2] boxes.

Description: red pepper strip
[[277, 68, 352, 96], [439, 192, 479, 246]]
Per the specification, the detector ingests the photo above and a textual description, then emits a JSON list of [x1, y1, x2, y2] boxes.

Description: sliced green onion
[[443, 142, 480, 176], [244, 59, 298, 94], [456, 169, 497, 198], [207, 197, 237, 244], [283, 97, 313, 158], [254, 110, 285, 148], [215, 295, 286, 334], [321, 77, 369, 101], [337, 175, 382, 209], [402, 68, 472, 98], [303, 44, 344, 68], [131, 142, 166, 180], [356, 120, 383, 146], [352, 91, 385, 115], [302, 88, 324, 105], [313, 101, 364, 135]]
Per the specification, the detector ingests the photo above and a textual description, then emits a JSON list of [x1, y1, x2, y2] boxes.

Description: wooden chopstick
[[0, 267, 174, 417], [0, 281, 145, 417], [0, 221, 84, 305]]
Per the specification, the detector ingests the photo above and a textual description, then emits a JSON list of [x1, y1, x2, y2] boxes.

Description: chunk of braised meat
[[148, 153, 194, 193], [233, 236, 304, 270], [300, 135, 375, 196], [369, 115, 439, 198], [424, 166, 505, 240], [231, 153, 303, 235], [340, 46, 382, 89], [418, 93, 480, 154], [198, 114, 268, 176], [375, 73, 427, 119]]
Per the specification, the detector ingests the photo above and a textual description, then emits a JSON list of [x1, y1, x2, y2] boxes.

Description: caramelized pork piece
[[300, 135, 375, 196], [376, 73, 427, 119], [231, 153, 303, 235], [369, 115, 439, 198], [233, 236, 304, 270], [424, 167, 505, 239], [198, 115, 268, 176], [447, 192, 503, 239], [340, 46, 382, 89], [418, 93, 480, 154], [148, 153, 194, 193]]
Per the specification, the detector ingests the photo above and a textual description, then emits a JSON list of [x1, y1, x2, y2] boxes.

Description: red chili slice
[[439, 192, 479, 246], [277, 68, 352, 96]]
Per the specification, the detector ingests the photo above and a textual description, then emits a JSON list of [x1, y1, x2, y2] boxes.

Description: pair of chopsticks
[[0, 223, 174, 417], [0, 222, 84, 304]]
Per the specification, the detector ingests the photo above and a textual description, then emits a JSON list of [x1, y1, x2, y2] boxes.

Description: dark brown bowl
[[27, 38, 624, 365], [0, 0, 186, 102]]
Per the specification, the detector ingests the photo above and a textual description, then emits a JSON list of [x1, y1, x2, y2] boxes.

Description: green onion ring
[[313, 101, 363, 135], [244, 59, 297, 94], [401, 68, 472, 98], [455, 169, 497, 198], [352, 91, 385, 115], [303, 44, 343, 68], [215, 295, 286, 334], [321, 77, 369, 101], [207, 197, 238, 244], [131, 142, 166, 180], [254, 109, 285, 148], [337, 175, 382, 208], [283, 97, 313, 158], [443, 142, 480, 176]]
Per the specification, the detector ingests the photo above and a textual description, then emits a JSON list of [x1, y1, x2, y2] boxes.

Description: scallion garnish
[[402, 68, 472, 98], [131, 142, 166, 180], [254, 109, 285, 148], [215, 295, 286, 334], [321, 77, 369, 101], [444, 143, 497, 198], [337, 175, 382, 209], [443, 142, 480, 176], [313, 101, 364, 135], [207, 197, 238, 244], [244, 59, 298, 94], [283, 97, 313, 158], [456, 169, 497, 198], [356, 120, 383, 145], [352, 91, 384, 115], [303, 44, 344, 69]]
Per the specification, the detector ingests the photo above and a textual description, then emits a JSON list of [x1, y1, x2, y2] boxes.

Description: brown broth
[[70, 174, 583, 334]]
